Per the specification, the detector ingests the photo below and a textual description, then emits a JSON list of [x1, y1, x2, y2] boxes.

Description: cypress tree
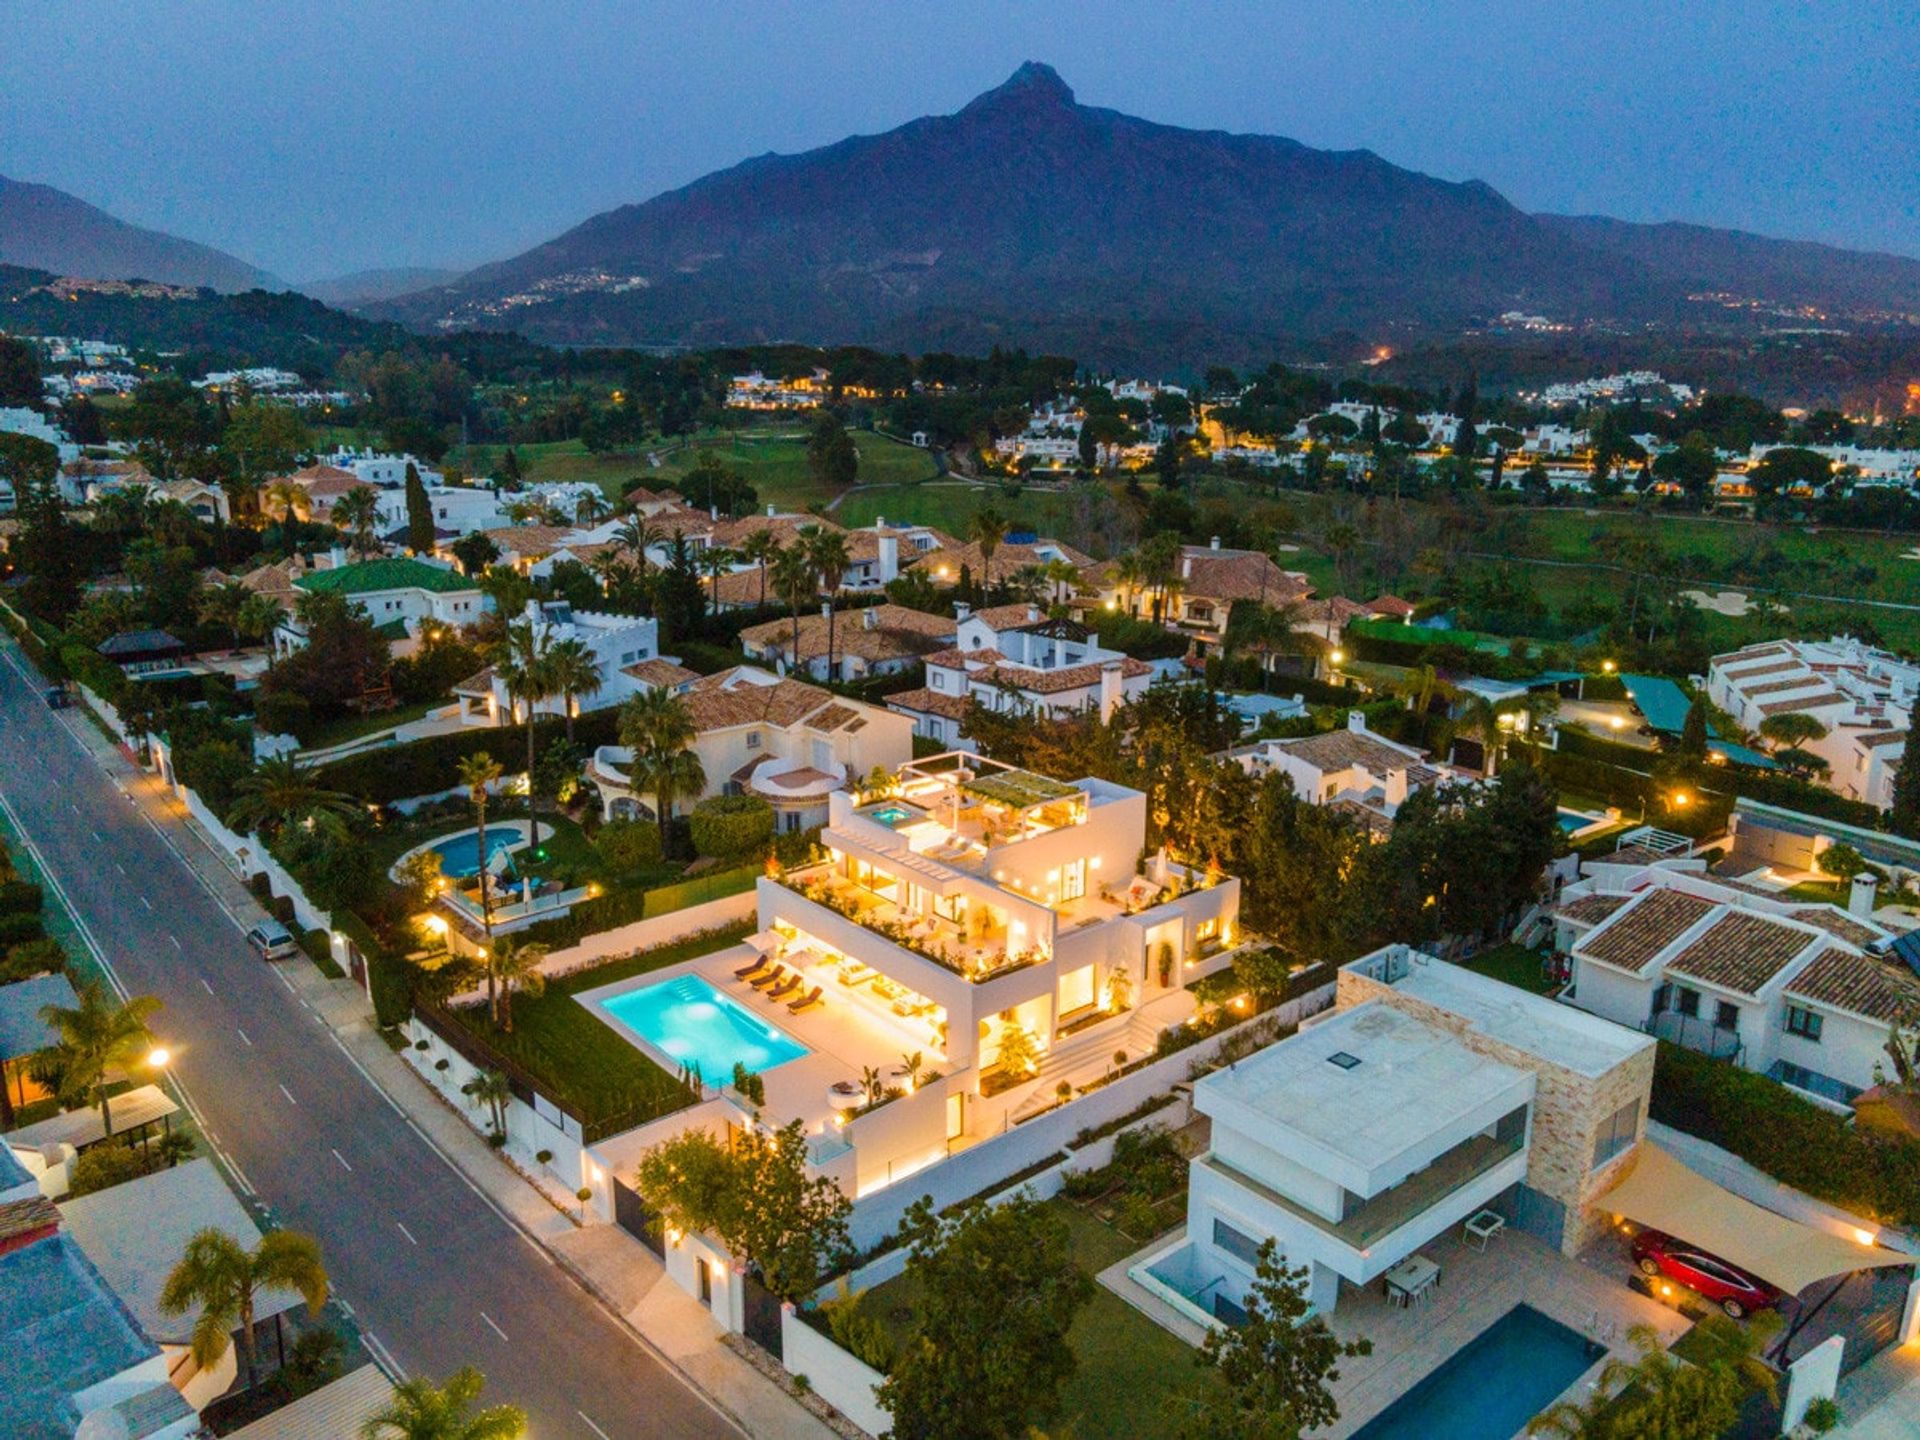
[[1889, 746, 1920, 840], [403, 461, 434, 554]]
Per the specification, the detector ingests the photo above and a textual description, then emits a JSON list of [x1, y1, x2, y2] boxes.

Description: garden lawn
[[861, 1197, 1213, 1440], [441, 921, 752, 1131], [300, 698, 443, 752], [1460, 943, 1557, 995], [834, 481, 1091, 540]]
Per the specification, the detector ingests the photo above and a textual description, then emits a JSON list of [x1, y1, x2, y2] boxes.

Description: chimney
[[1210, 535, 1221, 550], [1099, 660, 1124, 723], [767, 503, 776, 517], [1027, 605, 1041, 623], [876, 515, 886, 530], [1348, 710, 1367, 733], [955, 601, 972, 622], [864, 606, 880, 631], [327, 545, 347, 569], [878, 533, 900, 584], [1182, 554, 1193, 580], [1849, 872, 1880, 918]]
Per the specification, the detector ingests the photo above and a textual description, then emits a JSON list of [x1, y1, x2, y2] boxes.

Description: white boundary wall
[[781, 1307, 889, 1436], [535, 889, 758, 980]]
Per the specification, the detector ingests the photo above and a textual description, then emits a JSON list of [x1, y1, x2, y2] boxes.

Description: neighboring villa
[[888, 603, 1153, 750], [449, 599, 670, 728], [263, 462, 376, 523], [1706, 637, 1917, 809], [57, 457, 155, 505], [1226, 712, 1454, 834], [738, 603, 956, 682], [1081, 538, 1312, 654], [907, 533, 1095, 592], [276, 554, 486, 655], [1136, 947, 1652, 1326], [1553, 854, 1907, 1107], [588, 666, 913, 832], [726, 369, 828, 409]]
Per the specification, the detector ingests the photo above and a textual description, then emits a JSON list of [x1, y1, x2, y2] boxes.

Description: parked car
[[43, 685, 71, 710], [1631, 1229, 1783, 1318], [245, 919, 301, 962]]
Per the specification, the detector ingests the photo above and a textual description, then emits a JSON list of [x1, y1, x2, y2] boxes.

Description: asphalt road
[[0, 641, 737, 1440]]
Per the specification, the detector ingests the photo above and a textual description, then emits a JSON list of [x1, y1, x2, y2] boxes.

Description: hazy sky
[[5, 1, 1914, 282]]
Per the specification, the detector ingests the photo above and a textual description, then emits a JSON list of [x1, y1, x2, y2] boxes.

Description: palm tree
[[198, 579, 250, 639], [228, 756, 361, 839], [235, 593, 284, 650], [1110, 552, 1145, 617], [1527, 1314, 1777, 1439], [39, 981, 163, 1137], [613, 517, 662, 578], [573, 490, 609, 525], [160, 1227, 329, 1394], [462, 1068, 513, 1137], [455, 752, 504, 941], [739, 530, 780, 610], [495, 619, 557, 856], [332, 486, 382, 558], [698, 543, 739, 610], [618, 688, 707, 852], [771, 542, 817, 675], [1397, 662, 1441, 716], [484, 936, 551, 1031], [806, 526, 852, 682], [971, 507, 1009, 594], [543, 637, 601, 744], [361, 1367, 526, 1440], [1041, 556, 1081, 609], [261, 479, 311, 526]]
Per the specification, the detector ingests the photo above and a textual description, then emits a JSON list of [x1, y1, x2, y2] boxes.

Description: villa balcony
[[1200, 1127, 1527, 1254], [775, 869, 1045, 984], [1645, 1011, 1744, 1062]]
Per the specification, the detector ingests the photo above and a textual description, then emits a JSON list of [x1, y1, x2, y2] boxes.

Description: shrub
[[1112, 1191, 1159, 1239], [1803, 1398, 1841, 1434], [0, 880, 44, 914], [594, 818, 662, 873], [0, 913, 44, 946], [174, 739, 253, 818], [253, 688, 313, 740], [2, 937, 67, 982], [1060, 1167, 1108, 1200], [69, 1140, 150, 1197], [315, 710, 623, 804], [689, 794, 774, 861]]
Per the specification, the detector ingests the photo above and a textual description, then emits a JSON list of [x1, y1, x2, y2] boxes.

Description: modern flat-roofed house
[[738, 603, 956, 682], [1225, 712, 1454, 835], [887, 603, 1152, 750], [277, 555, 486, 656], [1706, 637, 1918, 808], [1141, 948, 1651, 1325], [1553, 859, 1907, 1107], [588, 666, 914, 832]]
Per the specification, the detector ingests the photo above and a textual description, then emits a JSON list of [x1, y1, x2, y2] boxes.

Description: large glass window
[[1213, 1218, 1262, 1266], [1591, 1099, 1640, 1168]]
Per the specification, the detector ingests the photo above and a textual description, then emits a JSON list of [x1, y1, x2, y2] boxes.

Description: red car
[[1631, 1229, 1784, 1319]]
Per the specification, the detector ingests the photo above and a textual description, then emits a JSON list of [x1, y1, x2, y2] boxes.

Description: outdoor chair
[[734, 955, 774, 981], [765, 974, 802, 1002], [749, 964, 790, 991], [788, 985, 824, 1014]]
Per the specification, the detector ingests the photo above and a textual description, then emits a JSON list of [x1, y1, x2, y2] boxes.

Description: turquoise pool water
[[868, 804, 916, 828], [600, 974, 810, 1081], [426, 825, 524, 879], [1350, 1305, 1602, 1440], [1556, 809, 1601, 834]]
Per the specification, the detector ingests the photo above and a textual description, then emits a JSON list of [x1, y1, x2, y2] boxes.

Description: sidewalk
[[70, 719, 835, 1440]]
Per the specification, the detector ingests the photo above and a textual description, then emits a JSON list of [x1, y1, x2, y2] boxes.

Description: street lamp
[[1602, 660, 1618, 674], [146, 1046, 171, 1071]]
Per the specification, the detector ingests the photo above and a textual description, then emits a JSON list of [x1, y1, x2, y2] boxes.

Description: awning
[[1598, 1143, 1914, 1295], [742, 930, 782, 955]]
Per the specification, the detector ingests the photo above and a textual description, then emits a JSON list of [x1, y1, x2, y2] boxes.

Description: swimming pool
[[1349, 1305, 1603, 1440], [598, 974, 810, 1081], [425, 825, 526, 879], [1557, 808, 1606, 835], [867, 804, 918, 828]]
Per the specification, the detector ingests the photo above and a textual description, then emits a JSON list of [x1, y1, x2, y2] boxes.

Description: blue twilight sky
[[3, 0, 1914, 283]]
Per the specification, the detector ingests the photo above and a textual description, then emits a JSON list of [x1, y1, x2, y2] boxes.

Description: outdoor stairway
[[1034, 1009, 1166, 1087]]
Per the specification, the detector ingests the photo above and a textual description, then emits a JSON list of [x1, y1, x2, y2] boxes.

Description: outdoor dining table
[[1383, 1254, 1440, 1307]]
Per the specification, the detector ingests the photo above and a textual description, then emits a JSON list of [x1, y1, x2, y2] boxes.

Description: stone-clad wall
[[1337, 969, 1654, 1256]]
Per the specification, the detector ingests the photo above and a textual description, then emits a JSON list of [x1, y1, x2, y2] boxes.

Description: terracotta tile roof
[[1298, 596, 1370, 626], [758, 766, 835, 792], [1177, 547, 1312, 605], [971, 656, 1151, 695], [924, 646, 1003, 669], [0, 1195, 60, 1248], [1664, 910, 1816, 996], [284, 463, 359, 485], [452, 664, 497, 695], [1365, 594, 1417, 618], [62, 457, 152, 482], [1858, 730, 1909, 749], [806, 703, 859, 733], [681, 667, 874, 733], [910, 537, 1096, 585], [1723, 643, 1790, 663], [1735, 677, 1822, 698], [1786, 906, 1884, 947], [708, 568, 777, 608], [1264, 728, 1422, 776], [622, 658, 699, 688], [970, 603, 1051, 630], [1556, 892, 1633, 926], [887, 686, 971, 721], [1787, 948, 1920, 1023], [738, 605, 953, 664], [1326, 797, 1394, 836], [1721, 660, 1800, 682], [1580, 889, 1717, 975], [1592, 843, 1686, 869], [483, 525, 575, 556], [1758, 692, 1846, 715], [303, 474, 376, 500], [708, 513, 831, 549]]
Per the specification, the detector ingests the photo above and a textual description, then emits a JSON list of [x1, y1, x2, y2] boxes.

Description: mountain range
[[374, 63, 1920, 366], [0, 174, 284, 293]]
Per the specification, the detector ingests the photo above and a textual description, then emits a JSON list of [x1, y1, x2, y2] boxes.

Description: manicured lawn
[[1461, 943, 1558, 995], [440, 920, 752, 1130], [835, 480, 1093, 540], [651, 430, 939, 510], [860, 1197, 1213, 1439], [1783, 879, 1846, 903], [300, 698, 443, 752]]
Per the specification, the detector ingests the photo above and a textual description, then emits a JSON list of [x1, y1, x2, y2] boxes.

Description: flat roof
[[1380, 954, 1653, 1078], [226, 1365, 393, 1440], [5, 1084, 180, 1151], [1198, 1002, 1532, 1174], [0, 973, 80, 1060], [0, 1232, 156, 1438], [59, 1157, 301, 1344]]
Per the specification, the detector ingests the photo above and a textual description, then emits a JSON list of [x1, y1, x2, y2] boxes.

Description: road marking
[[91, 829, 102, 842], [362, 1329, 408, 1383], [332, 1148, 353, 1173], [480, 1311, 509, 1342], [277, 1083, 296, 1105], [395, 1221, 418, 1246], [236, 1027, 252, 1047], [114, 861, 126, 876], [69, 801, 79, 815], [578, 1412, 613, 1440], [198, 977, 214, 995], [139, 895, 152, 911], [170, 934, 182, 949]]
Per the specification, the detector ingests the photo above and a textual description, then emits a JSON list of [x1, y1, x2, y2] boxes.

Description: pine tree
[[404, 461, 434, 554], [1678, 697, 1710, 760]]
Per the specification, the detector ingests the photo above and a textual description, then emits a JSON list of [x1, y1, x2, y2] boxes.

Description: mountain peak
[[962, 62, 1076, 117]]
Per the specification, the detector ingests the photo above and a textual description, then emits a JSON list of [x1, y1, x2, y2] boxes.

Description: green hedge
[[1583, 674, 1628, 703], [1708, 767, 1883, 831], [335, 909, 413, 1027], [689, 795, 774, 861], [516, 863, 759, 950], [316, 709, 624, 804], [0, 880, 44, 915], [1651, 1042, 1920, 1227], [0, 913, 45, 946]]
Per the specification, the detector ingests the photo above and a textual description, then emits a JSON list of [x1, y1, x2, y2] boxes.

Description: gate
[[742, 1273, 784, 1359], [610, 1178, 664, 1257]]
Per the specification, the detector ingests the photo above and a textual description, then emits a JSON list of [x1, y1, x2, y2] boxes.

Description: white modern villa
[[1134, 947, 1653, 1328], [449, 599, 669, 725]]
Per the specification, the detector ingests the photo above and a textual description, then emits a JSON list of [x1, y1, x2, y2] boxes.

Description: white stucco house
[[449, 599, 672, 728], [276, 554, 487, 655]]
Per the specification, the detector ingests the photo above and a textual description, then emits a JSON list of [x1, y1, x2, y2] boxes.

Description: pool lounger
[[734, 956, 773, 981], [788, 986, 824, 1014], [765, 976, 802, 1002], [748, 964, 790, 991]]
